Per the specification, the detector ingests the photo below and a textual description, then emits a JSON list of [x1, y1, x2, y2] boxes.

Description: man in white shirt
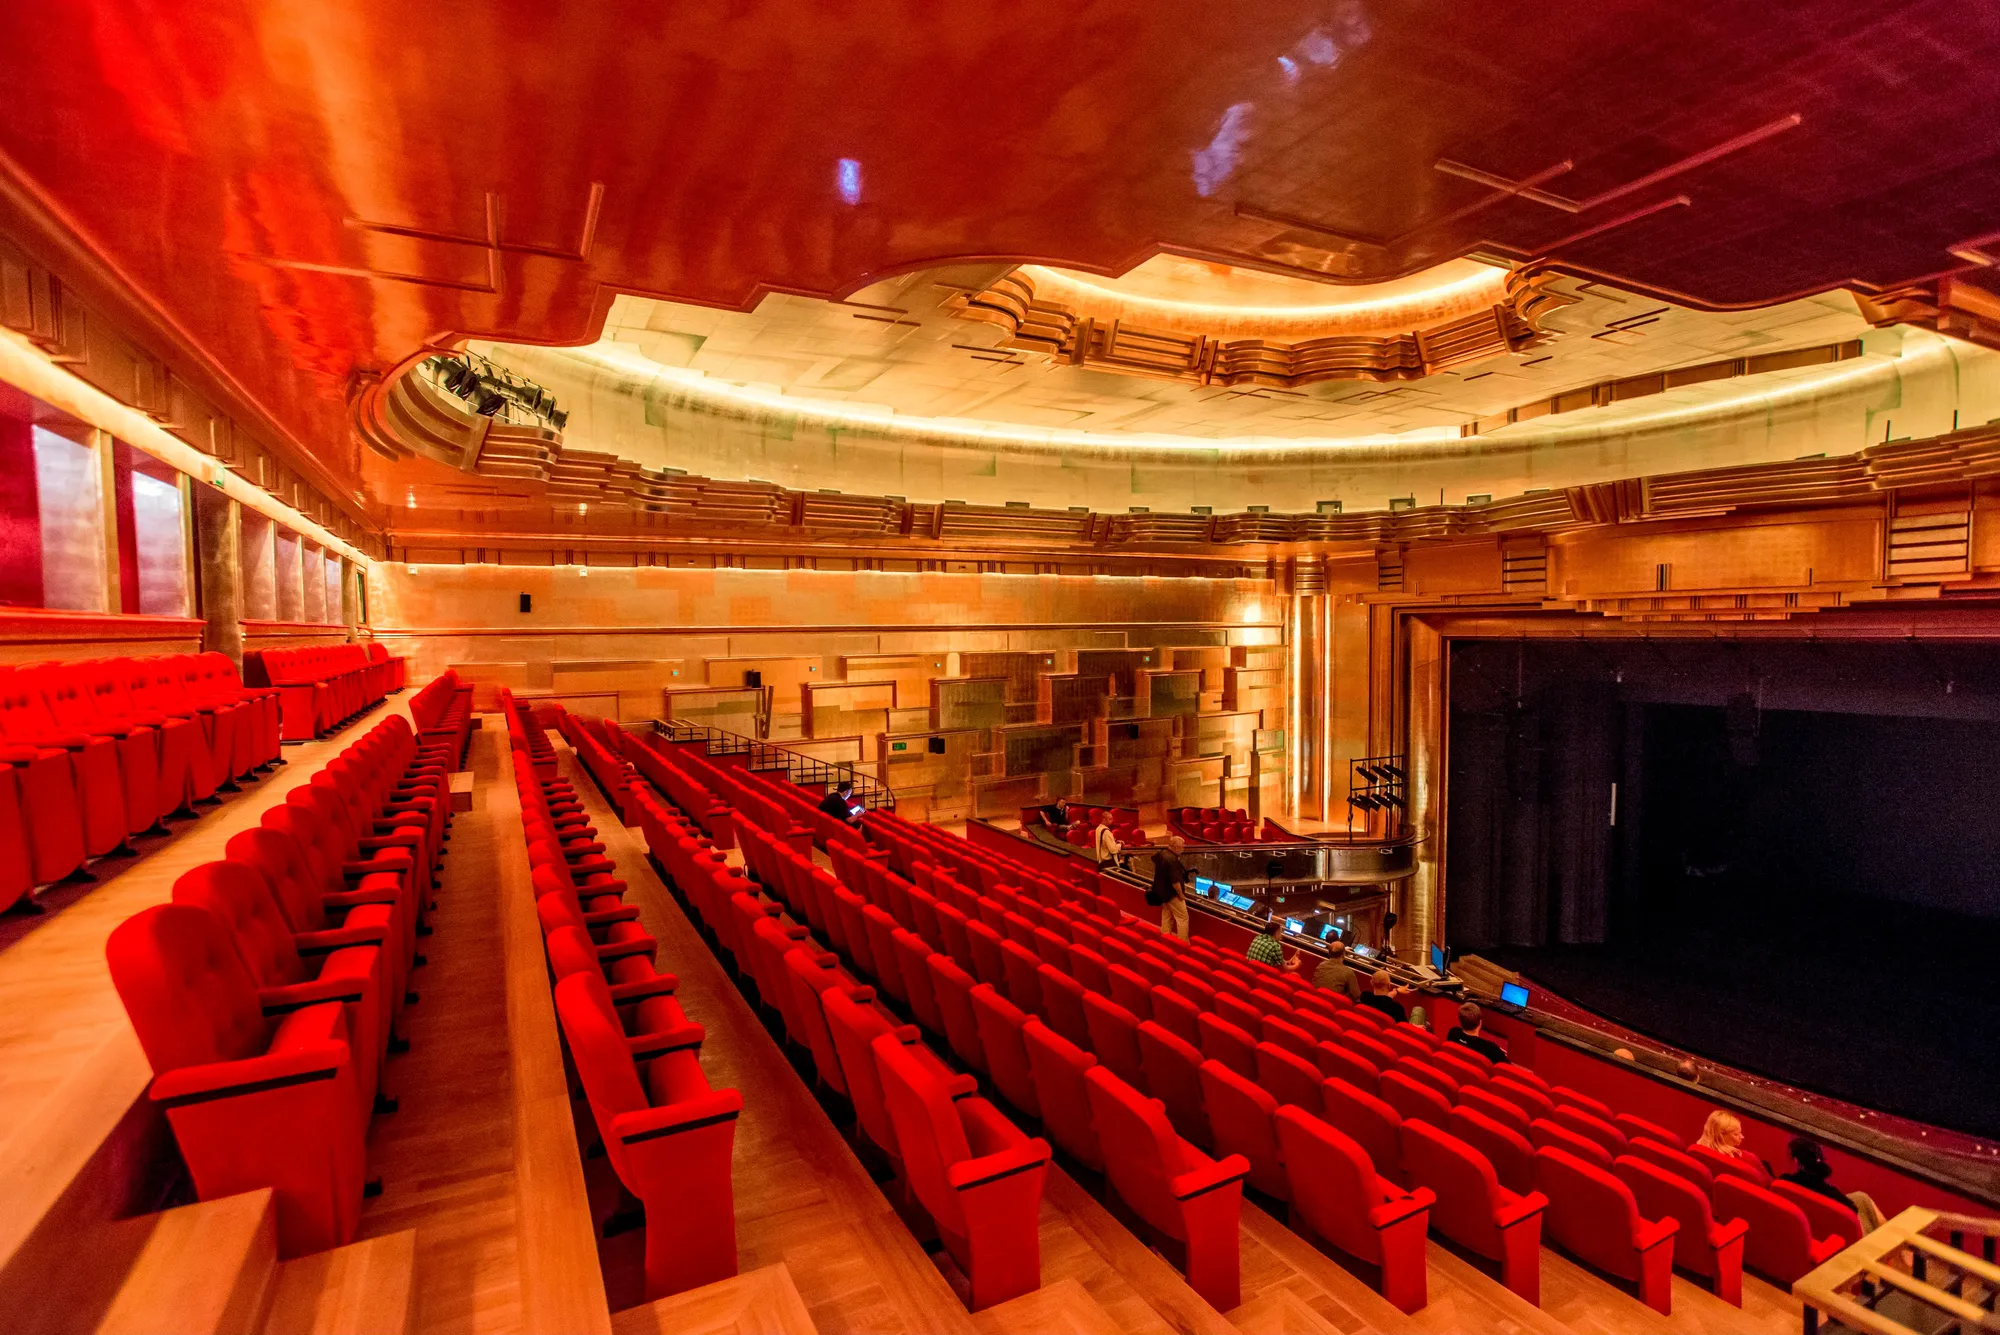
[[1092, 812, 1124, 868]]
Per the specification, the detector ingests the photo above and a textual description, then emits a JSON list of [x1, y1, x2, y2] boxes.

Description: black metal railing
[[651, 718, 896, 811]]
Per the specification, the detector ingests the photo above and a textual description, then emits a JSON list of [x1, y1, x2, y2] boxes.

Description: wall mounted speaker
[[928, 736, 947, 754], [519, 593, 531, 613]]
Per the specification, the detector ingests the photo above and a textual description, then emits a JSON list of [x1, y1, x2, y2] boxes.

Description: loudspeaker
[[744, 669, 762, 687], [518, 593, 531, 613], [928, 736, 947, 754]]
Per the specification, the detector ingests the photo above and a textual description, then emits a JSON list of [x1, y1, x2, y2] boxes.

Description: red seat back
[[1449, 1105, 1538, 1196]]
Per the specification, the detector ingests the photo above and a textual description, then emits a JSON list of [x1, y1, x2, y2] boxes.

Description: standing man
[[1092, 810, 1125, 869], [1312, 939, 1364, 1002], [1149, 835, 1190, 940]]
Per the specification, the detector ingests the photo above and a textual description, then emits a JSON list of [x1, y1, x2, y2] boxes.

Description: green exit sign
[[891, 741, 908, 752]]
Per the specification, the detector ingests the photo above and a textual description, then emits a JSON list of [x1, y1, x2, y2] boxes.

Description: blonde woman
[[1695, 1110, 1772, 1176]]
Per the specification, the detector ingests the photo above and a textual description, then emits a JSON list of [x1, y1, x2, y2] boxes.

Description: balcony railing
[[651, 718, 896, 811]]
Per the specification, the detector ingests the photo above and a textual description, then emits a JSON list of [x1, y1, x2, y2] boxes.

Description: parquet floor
[[354, 723, 523, 1335]]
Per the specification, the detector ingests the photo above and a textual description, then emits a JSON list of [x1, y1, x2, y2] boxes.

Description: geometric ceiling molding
[[951, 262, 1569, 391]]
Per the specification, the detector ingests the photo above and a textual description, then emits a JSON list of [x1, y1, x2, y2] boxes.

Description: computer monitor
[[1284, 917, 1305, 935], [1430, 944, 1447, 975], [1351, 943, 1375, 958], [1499, 981, 1530, 1009], [1317, 922, 1340, 941], [1191, 876, 1212, 897]]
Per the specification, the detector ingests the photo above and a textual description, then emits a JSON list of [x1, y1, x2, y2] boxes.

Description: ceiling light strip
[[0, 329, 372, 566]]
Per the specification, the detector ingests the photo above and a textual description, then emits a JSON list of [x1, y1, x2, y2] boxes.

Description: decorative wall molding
[[946, 264, 1558, 390]]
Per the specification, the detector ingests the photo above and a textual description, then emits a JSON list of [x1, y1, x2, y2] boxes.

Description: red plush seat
[[1086, 1067, 1249, 1311], [861, 903, 907, 1004], [1137, 1019, 1214, 1149], [171, 860, 388, 1121], [1535, 1146, 1679, 1314], [784, 949, 865, 1099], [1037, 965, 1091, 1049], [1530, 1117, 1615, 1171], [1687, 1143, 1772, 1189], [1430, 1046, 1491, 1092], [893, 929, 946, 1037], [927, 953, 990, 1077], [1552, 1085, 1614, 1121], [1487, 1073, 1558, 1124], [1615, 1155, 1748, 1303], [107, 904, 366, 1256], [1199, 1059, 1289, 1200], [970, 983, 1041, 1118], [1394, 1057, 1460, 1104], [1401, 1118, 1546, 1303], [1082, 991, 1146, 1089], [1341, 1027, 1401, 1074], [1449, 1105, 1538, 1196], [1624, 1137, 1714, 1195], [1380, 1068, 1455, 1130], [1321, 1075, 1407, 1187], [1276, 1106, 1433, 1313], [554, 971, 738, 1300], [1552, 1105, 1629, 1162], [1772, 1181, 1862, 1248], [1256, 1041, 1325, 1115], [1022, 1018, 1102, 1171], [0, 665, 127, 858], [1196, 1011, 1259, 1080], [999, 939, 1046, 1018], [1713, 1176, 1847, 1285], [1615, 1113, 1680, 1148], [1312, 1040, 1380, 1096], [1458, 1084, 1532, 1139], [1260, 1015, 1317, 1062], [825, 986, 950, 1170], [1149, 984, 1203, 1047], [86, 659, 204, 825], [873, 1032, 1049, 1310]]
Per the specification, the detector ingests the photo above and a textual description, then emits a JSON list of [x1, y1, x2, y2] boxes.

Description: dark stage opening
[[1443, 636, 2000, 1141]]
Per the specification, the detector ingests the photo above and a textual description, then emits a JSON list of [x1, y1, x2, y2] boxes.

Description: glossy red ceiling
[[4, 0, 1999, 528]]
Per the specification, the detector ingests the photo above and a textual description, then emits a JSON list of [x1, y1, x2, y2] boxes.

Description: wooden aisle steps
[[975, 1276, 1123, 1335], [87, 1187, 417, 1335], [609, 1263, 816, 1335]]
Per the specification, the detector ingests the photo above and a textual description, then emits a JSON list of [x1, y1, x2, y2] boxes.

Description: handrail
[[1796, 1207, 2000, 1335], [650, 718, 896, 811]]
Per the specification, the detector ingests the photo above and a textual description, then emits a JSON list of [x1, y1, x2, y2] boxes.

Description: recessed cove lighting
[[836, 158, 863, 205]]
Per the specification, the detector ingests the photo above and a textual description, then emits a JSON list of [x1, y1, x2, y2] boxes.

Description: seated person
[[818, 778, 863, 827], [1694, 1110, 1772, 1176], [1447, 1001, 1509, 1064], [1311, 939, 1363, 1002], [1246, 920, 1300, 972], [1357, 966, 1408, 1023], [1783, 1136, 1885, 1233]]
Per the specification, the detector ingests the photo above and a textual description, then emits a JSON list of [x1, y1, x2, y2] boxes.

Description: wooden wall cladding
[[930, 677, 1008, 731], [662, 686, 765, 734], [0, 238, 374, 551], [802, 680, 894, 739]]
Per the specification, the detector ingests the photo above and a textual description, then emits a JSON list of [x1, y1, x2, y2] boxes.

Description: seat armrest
[[595, 937, 659, 963], [581, 905, 641, 927], [1493, 1189, 1547, 1229], [1171, 1154, 1250, 1201], [613, 1088, 743, 1145], [628, 1021, 705, 1060], [1635, 1216, 1681, 1252], [295, 924, 390, 954], [1709, 1215, 1750, 1248], [259, 976, 370, 1015], [149, 1004, 349, 1105], [607, 974, 679, 1002], [1368, 1186, 1436, 1229], [947, 1136, 1050, 1192]]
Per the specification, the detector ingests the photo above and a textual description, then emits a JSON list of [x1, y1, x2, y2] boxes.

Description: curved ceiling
[[4, 0, 1999, 533]]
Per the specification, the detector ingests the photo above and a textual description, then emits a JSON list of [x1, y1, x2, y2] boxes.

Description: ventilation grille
[[1501, 541, 1547, 594]]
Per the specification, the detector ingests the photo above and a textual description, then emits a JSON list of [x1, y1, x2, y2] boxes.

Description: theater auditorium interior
[[2, 6, 1998, 1335]]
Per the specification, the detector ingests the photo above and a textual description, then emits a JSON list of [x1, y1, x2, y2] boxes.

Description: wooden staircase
[[89, 1189, 416, 1335]]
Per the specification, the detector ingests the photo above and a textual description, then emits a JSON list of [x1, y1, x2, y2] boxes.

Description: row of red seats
[[872, 822, 1862, 1313], [246, 643, 402, 742], [406, 670, 474, 771], [1167, 806, 1296, 845], [615, 731, 735, 850], [862, 807, 1118, 923], [637, 784, 1053, 1312], [104, 696, 457, 1256], [504, 695, 742, 1303], [0, 653, 285, 912]]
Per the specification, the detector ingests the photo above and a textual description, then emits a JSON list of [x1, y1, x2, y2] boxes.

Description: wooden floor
[[0, 699, 421, 1302], [353, 723, 524, 1335]]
